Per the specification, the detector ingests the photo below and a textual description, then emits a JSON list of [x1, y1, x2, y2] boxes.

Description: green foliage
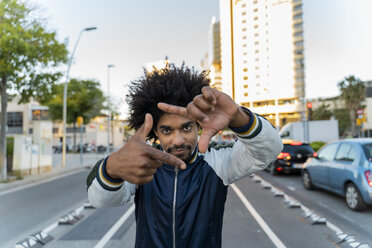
[[311, 103, 333, 120], [0, 0, 68, 103], [6, 136, 14, 156], [333, 108, 351, 137], [43, 79, 106, 124], [337, 75, 366, 135], [310, 141, 325, 152]]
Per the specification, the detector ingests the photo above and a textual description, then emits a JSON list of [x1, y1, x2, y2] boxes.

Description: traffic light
[[307, 102, 312, 121]]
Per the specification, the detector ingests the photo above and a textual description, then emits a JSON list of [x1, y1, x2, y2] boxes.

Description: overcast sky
[[30, 0, 372, 117]]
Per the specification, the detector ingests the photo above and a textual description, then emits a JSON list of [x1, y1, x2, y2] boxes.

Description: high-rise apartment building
[[219, 0, 304, 127], [201, 17, 223, 91]]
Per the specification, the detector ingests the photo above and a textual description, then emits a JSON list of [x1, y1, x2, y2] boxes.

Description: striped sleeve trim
[[229, 107, 262, 139], [96, 156, 124, 191]]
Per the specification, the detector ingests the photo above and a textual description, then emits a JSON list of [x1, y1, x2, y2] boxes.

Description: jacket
[[86, 111, 283, 248]]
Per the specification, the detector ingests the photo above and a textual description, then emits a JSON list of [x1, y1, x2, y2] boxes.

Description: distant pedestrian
[[86, 65, 282, 247]]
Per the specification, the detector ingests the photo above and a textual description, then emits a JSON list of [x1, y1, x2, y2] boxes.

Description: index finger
[[146, 146, 186, 170], [158, 102, 188, 117], [201, 86, 216, 105]]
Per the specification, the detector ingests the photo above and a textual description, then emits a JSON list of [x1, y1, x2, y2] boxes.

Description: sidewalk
[[0, 152, 107, 193]]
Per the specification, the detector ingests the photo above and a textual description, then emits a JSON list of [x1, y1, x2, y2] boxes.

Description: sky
[[29, 0, 372, 118]]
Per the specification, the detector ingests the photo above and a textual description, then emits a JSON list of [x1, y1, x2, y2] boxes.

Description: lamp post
[[107, 64, 115, 154], [62, 26, 97, 168]]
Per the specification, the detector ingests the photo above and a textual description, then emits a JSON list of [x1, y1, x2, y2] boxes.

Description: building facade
[[219, 0, 304, 128]]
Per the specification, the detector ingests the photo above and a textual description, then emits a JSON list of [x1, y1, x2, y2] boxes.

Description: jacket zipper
[[172, 167, 179, 248]]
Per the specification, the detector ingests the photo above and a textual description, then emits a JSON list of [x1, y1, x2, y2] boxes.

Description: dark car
[[268, 140, 315, 175], [302, 138, 372, 211]]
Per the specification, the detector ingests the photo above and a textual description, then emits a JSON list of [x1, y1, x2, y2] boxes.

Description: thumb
[[136, 113, 153, 141], [198, 129, 216, 153]]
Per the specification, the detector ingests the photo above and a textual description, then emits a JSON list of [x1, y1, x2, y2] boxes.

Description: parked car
[[302, 138, 372, 211], [267, 140, 315, 175]]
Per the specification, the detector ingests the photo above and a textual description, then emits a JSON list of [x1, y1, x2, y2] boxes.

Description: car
[[267, 140, 315, 175], [302, 138, 372, 211]]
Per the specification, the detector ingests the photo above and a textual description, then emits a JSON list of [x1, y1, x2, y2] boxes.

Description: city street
[[1, 154, 371, 247]]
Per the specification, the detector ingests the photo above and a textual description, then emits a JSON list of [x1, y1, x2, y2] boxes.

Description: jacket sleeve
[[204, 108, 283, 185], [86, 157, 136, 208]]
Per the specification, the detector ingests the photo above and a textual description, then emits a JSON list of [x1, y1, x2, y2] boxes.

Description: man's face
[[154, 113, 199, 162]]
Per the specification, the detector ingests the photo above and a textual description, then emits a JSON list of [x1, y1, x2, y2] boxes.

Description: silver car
[[302, 138, 372, 211]]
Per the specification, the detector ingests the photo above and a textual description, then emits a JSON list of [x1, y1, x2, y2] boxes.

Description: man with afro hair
[[87, 64, 282, 247]]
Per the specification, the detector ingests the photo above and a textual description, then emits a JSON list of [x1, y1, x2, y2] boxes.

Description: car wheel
[[345, 183, 366, 211], [302, 170, 315, 190], [269, 163, 278, 175]]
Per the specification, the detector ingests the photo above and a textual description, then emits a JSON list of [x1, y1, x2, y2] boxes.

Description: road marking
[[287, 186, 295, 191], [231, 183, 287, 248], [0, 169, 86, 196], [95, 204, 135, 248]]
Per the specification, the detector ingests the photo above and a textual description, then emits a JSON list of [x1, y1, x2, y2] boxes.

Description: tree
[[337, 75, 366, 136], [42, 79, 106, 147], [311, 103, 333, 120], [333, 108, 351, 137], [0, 0, 68, 180]]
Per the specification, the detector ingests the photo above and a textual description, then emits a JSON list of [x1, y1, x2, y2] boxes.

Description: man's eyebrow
[[159, 125, 171, 129], [181, 121, 194, 128]]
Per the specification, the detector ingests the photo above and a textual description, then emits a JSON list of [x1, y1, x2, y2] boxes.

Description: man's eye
[[183, 126, 192, 131], [162, 129, 170, 134]]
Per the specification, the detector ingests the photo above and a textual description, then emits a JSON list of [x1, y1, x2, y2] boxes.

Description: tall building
[[202, 17, 223, 91], [219, 0, 305, 128]]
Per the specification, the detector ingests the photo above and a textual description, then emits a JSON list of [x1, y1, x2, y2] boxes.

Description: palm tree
[[337, 75, 366, 136]]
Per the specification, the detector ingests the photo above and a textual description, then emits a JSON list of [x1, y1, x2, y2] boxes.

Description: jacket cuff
[[96, 156, 124, 191], [229, 107, 262, 139]]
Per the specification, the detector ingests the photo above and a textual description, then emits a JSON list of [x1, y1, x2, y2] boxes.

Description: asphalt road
[[0, 169, 90, 248], [256, 170, 372, 245], [2, 166, 372, 247]]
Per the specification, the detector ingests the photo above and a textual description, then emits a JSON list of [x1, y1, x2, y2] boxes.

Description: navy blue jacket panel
[[134, 155, 228, 248]]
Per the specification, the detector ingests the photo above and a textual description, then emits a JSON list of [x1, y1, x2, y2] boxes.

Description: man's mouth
[[167, 145, 191, 155]]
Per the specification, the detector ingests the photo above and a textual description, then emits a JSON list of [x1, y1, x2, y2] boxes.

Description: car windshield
[[282, 144, 314, 153], [362, 143, 372, 161]]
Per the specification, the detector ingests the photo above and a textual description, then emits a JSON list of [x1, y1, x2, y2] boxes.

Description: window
[[254, 16, 258, 21], [243, 68, 248, 72], [244, 92, 248, 97], [243, 76, 248, 80], [7, 112, 23, 127], [243, 84, 248, 88], [242, 19, 247, 24], [242, 11, 247, 16], [293, 13, 302, 20], [335, 143, 356, 162], [242, 27, 247, 32], [318, 143, 338, 161], [254, 24, 259, 29], [294, 23, 303, 29], [253, 8, 258, 12]]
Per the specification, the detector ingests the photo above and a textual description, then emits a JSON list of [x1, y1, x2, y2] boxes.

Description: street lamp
[[107, 64, 115, 154], [62, 26, 97, 168]]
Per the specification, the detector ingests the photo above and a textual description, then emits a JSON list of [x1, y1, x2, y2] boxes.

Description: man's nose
[[172, 131, 185, 146]]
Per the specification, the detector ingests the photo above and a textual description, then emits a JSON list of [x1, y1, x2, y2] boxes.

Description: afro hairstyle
[[126, 64, 210, 140]]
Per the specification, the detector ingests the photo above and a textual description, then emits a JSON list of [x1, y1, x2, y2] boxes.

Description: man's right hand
[[106, 113, 186, 185]]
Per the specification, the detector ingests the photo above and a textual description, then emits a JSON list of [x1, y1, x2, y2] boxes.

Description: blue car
[[302, 138, 372, 211]]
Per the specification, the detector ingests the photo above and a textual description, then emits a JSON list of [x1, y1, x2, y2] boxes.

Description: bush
[[6, 136, 14, 156], [310, 141, 326, 152]]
